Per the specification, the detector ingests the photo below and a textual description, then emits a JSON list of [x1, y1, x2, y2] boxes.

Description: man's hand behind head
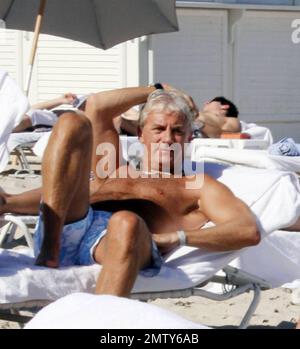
[[161, 83, 199, 120]]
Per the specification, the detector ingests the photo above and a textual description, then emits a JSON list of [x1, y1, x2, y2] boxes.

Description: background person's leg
[[93, 210, 153, 297], [36, 112, 92, 267], [0, 188, 42, 215]]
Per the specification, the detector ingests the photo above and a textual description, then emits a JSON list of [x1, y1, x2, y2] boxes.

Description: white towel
[[231, 230, 300, 289], [32, 131, 52, 158], [25, 293, 209, 329], [27, 109, 58, 127], [240, 120, 273, 145], [192, 147, 300, 172], [0, 70, 29, 172], [7, 132, 46, 152]]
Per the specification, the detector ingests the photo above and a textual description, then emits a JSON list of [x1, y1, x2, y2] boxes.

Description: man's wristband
[[154, 82, 164, 90], [149, 82, 164, 90], [177, 230, 187, 246]]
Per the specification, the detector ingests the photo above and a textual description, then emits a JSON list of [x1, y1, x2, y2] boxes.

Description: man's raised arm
[[84, 86, 158, 183], [85, 86, 157, 128]]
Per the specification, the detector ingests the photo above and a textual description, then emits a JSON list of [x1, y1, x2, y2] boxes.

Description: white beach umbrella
[[0, 0, 178, 95]]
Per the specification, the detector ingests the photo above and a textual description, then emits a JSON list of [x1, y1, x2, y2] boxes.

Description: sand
[[0, 162, 299, 329]]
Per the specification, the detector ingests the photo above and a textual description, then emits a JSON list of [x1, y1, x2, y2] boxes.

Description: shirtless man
[[0, 85, 260, 297], [196, 96, 241, 136]]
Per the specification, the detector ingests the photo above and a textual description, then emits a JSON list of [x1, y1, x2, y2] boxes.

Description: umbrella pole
[[24, 0, 47, 96]]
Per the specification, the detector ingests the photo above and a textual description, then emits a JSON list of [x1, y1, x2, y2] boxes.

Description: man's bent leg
[[36, 112, 92, 267], [94, 211, 153, 297]]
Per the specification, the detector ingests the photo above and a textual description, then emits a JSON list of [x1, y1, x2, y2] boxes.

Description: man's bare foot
[[296, 319, 300, 329], [35, 250, 60, 268]]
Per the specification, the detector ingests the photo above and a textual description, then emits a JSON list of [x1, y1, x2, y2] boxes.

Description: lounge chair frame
[[10, 142, 38, 177], [0, 215, 271, 329]]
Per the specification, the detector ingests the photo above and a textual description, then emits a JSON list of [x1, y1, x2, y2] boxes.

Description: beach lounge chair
[[0, 211, 272, 330], [2, 224, 299, 329], [0, 213, 36, 250], [4, 107, 71, 177], [11, 142, 38, 177], [0, 244, 271, 329], [1, 140, 300, 328], [6, 131, 50, 178], [0, 167, 298, 329]]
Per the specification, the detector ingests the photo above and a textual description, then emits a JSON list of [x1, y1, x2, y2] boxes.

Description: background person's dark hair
[[210, 96, 239, 118]]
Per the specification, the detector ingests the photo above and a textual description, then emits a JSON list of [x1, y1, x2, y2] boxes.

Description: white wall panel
[[234, 11, 300, 140], [151, 9, 228, 105]]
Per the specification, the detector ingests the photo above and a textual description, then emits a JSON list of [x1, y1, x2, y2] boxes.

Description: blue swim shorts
[[34, 206, 162, 277]]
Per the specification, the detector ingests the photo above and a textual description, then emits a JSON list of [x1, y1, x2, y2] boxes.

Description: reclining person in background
[[5, 93, 79, 166], [195, 96, 241, 136], [13, 92, 145, 137], [12, 93, 78, 133], [0, 84, 261, 298], [197, 96, 274, 144]]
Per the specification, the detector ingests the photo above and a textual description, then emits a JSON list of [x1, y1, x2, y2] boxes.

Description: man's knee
[[55, 112, 92, 143], [106, 211, 147, 252], [109, 210, 141, 236]]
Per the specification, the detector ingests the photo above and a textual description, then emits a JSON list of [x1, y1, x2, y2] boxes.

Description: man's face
[[139, 109, 191, 172], [203, 101, 228, 117]]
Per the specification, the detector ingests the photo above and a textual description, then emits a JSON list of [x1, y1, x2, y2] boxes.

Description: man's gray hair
[[139, 89, 196, 128]]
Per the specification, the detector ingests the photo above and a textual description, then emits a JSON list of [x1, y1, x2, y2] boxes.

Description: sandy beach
[[1, 288, 299, 329], [0, 161, 299, 330]]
